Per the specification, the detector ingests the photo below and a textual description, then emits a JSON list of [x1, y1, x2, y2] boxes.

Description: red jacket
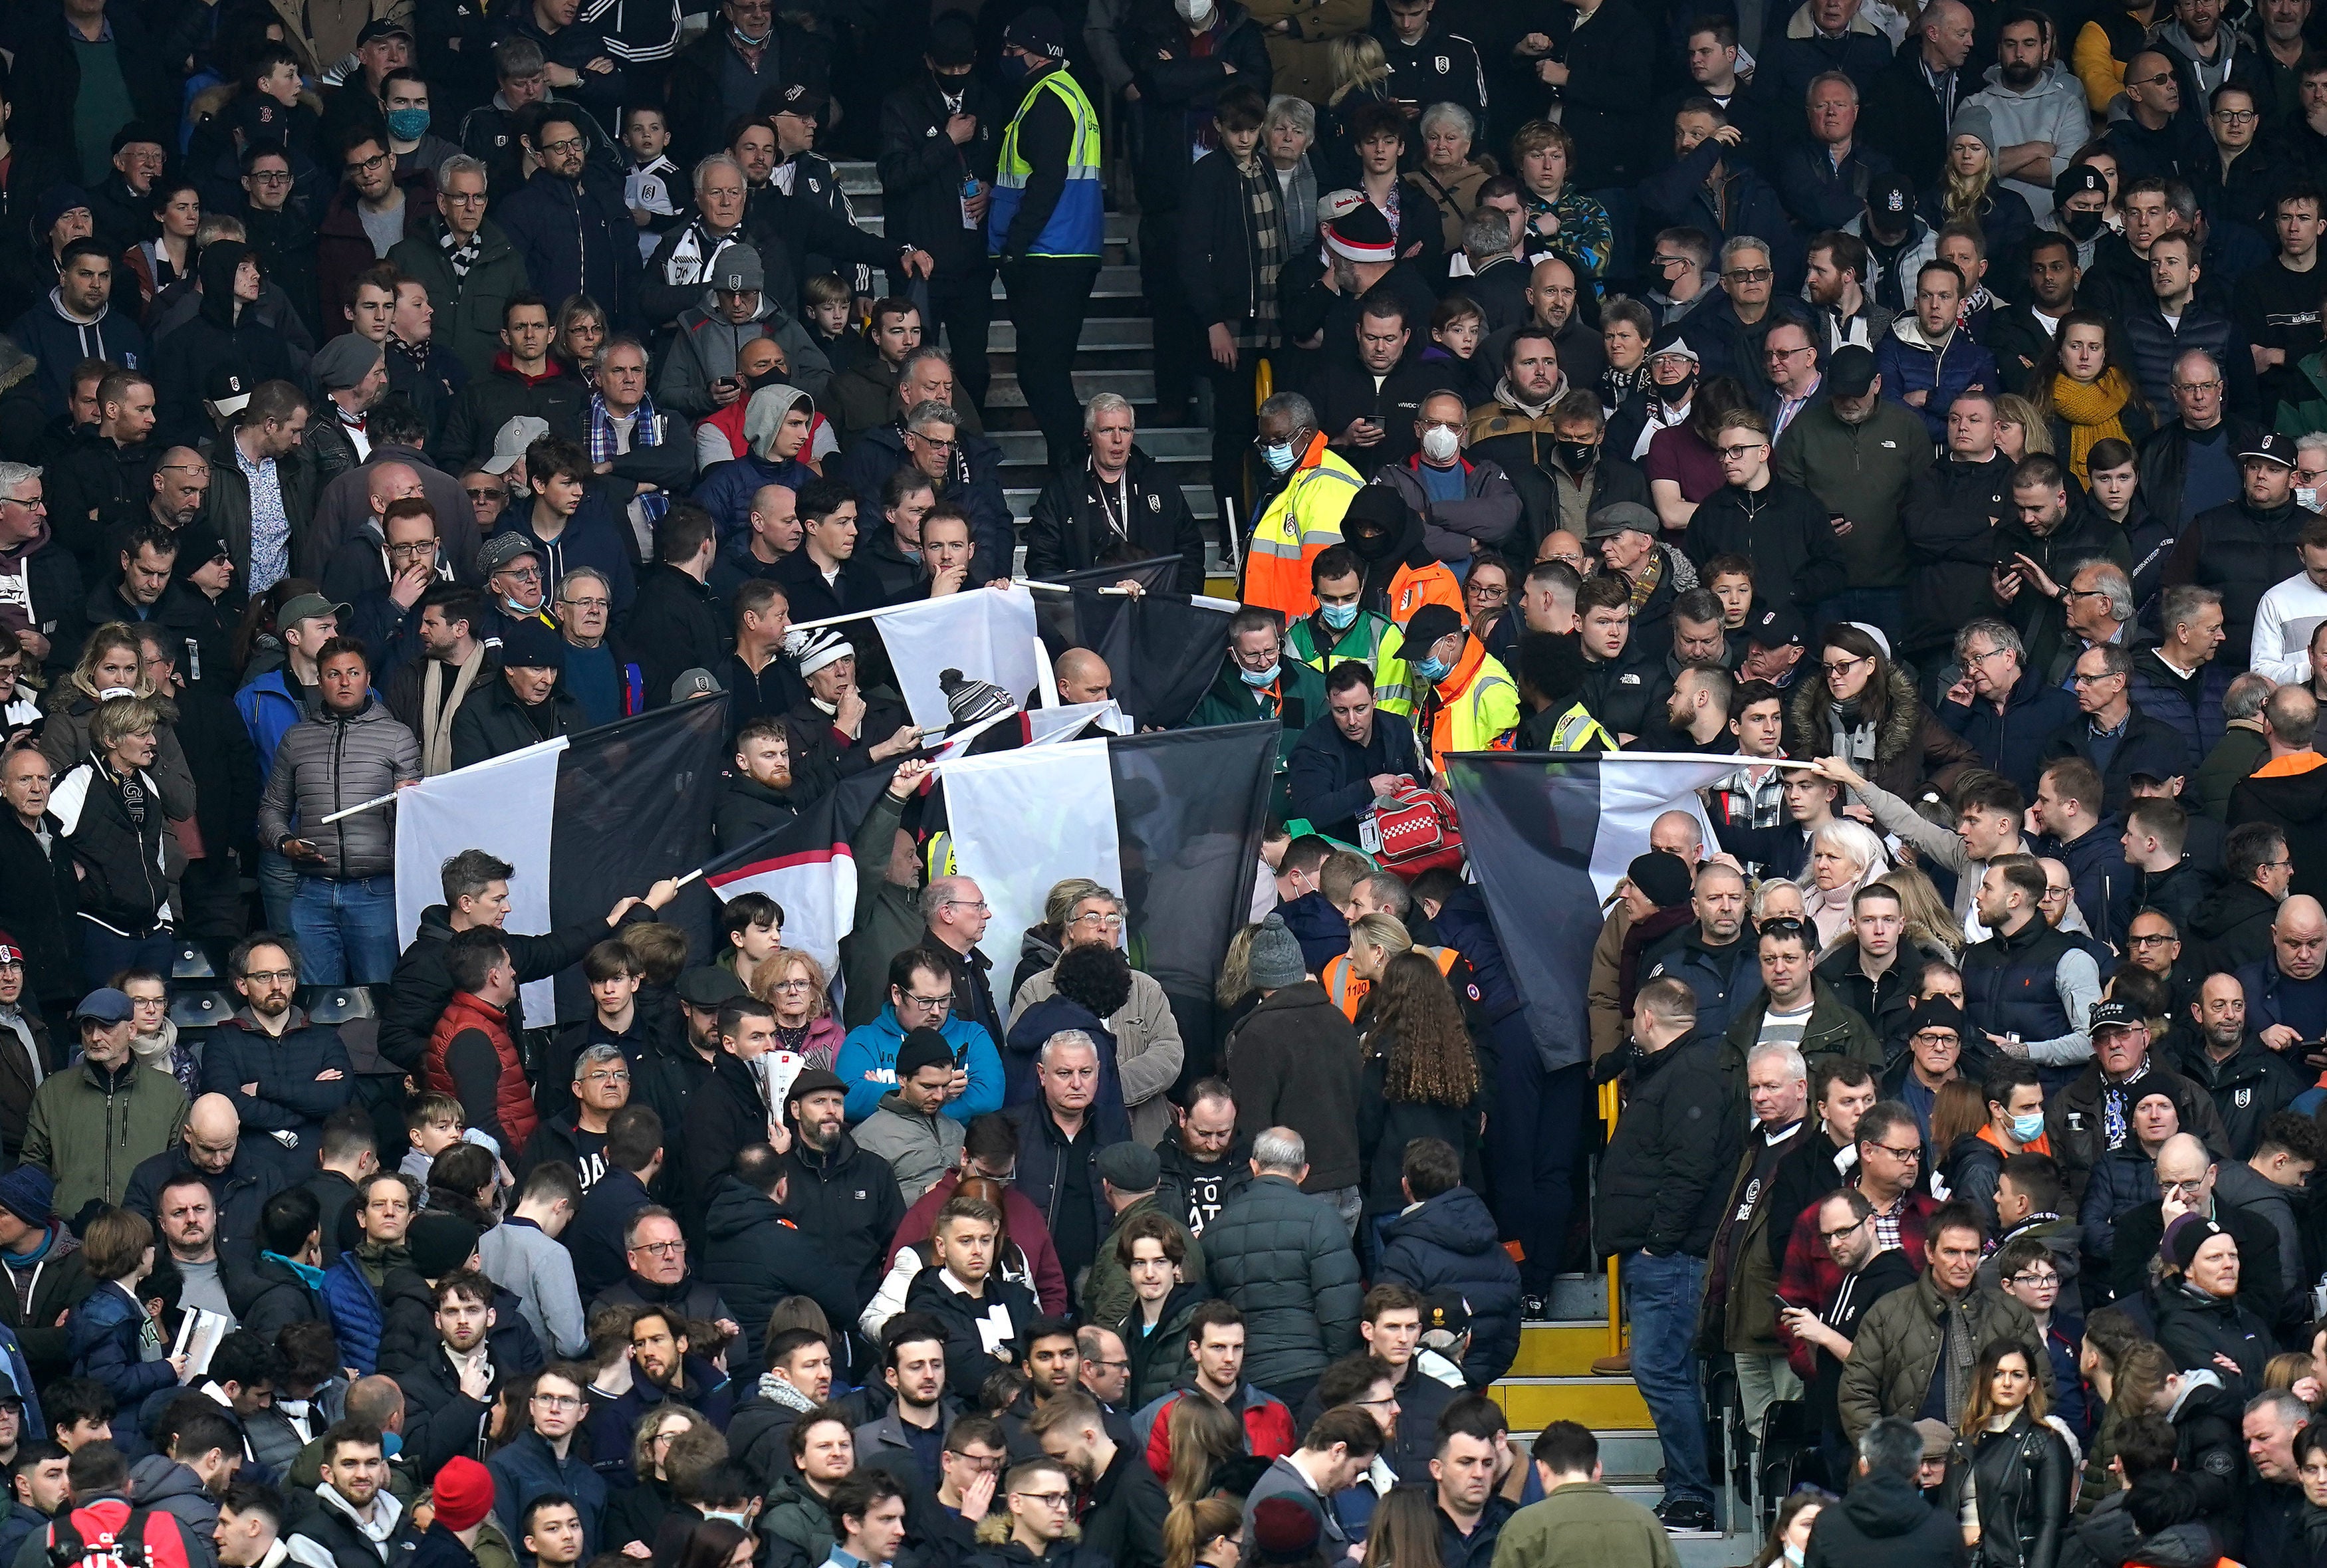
[[1136, 1387, 1298, 1482], [425, 990, 537, 1154], [47, 1498, 194, 1568], [1775, 1188, 1937, 1380], [889, 1169, 1067, 1314]]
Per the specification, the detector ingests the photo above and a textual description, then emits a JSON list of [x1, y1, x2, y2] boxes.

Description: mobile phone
[[1772, 1295, 1794, 1316]]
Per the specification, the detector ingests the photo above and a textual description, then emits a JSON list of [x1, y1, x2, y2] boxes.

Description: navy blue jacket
[[1277, 891, 1349, 976], [495, 168, 635, 327], [2128, 649, 2232, 772], [1375, 1185, 1521, 1387], [568, 1165, 656, 1303], [2038, 705, 2196, 814], [490, 1428, 609, 1557], [197, 1011, 356, 1180], [1003, 995, 1133, 1136], [1003, 1097, 1126, 1272], [1640, 927, 1765, 1048], [1285, 711, 1421, 842], [67, 1282, 176, 1407], [1960, 917, 2082, 1048], [2038, 816, 2137, 952], [1937, 665, 2081, 798]]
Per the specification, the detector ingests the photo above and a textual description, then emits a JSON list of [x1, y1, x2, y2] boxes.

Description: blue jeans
[[1624, 1248, 1714, 1506], [257, 848, 298, 937], [289, 875, 399, 984]]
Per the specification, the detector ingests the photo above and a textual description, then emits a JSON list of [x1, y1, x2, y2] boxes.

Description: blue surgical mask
[[1239, 661, 1281, 687], [1414, 655, 1453, 682], [1783, 1546, 1804, 1568], [1261, 441, 1296, 475], [1319, 601, 1359, 630], [2011, 1112, 2046, 1144], [385, 107, 431, 141]]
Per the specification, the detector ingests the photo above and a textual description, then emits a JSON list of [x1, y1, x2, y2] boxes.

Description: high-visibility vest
[[1388, 561, 1463, 625], [988, 70, 1103, 260], [1416, 639, 1519, 771], [1245, 435, 1361, 621], [1289, 608, 1413, 715], [1548, 702, 1617, 752], [1322, 944, 1461, 1021]]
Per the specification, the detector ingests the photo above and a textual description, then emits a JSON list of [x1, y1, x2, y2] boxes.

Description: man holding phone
[[1372, 0, 1485, 127]]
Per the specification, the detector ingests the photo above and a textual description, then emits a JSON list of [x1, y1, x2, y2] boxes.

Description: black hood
[[197, 241, 257, 331], [1839, 1470, 1947, 1539]]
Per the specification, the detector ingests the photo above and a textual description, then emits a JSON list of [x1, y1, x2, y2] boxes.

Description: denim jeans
[[1624, 1248, 1714, 1506], [257, 847, 299, 937], [289, 874, 399, 984]]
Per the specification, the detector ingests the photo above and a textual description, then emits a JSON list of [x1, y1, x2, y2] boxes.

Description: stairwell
[[834, 161, 1235, 586]]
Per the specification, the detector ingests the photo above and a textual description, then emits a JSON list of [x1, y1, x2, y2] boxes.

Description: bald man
[[2233, 687, 2327, 903], [303, 425, 482, 585], [122, 1091, 289, 1265], [1861, 0, 1980, 185], [1056, 649, 1112, 707], [320, 462, 431, 602], [1651, 810, 1705, 867], [2245, 894, 2327, 1059]]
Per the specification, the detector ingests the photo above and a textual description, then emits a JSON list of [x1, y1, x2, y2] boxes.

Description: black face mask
[[1659, 369, 1698, 405], [1556, 439, 1600, 471], [2062, 207, 2105, 241], [935, 68, 973, 90]]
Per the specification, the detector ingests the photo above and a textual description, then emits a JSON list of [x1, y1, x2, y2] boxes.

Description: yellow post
[[1599, 1080, 1624, 1356]]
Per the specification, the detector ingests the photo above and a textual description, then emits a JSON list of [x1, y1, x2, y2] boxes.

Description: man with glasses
[[1775, 1188, 1913, 1480], [386, 156, 523, 383], [1009, 887, 1182, 1146], [525, 1044, 632, 1194], [916, 875, 1004, 1052], [1755, 319, 1822, 438], [2109, 1128, 2286, 1323], [2042, 643, 2188, 812], [0, 465, 78, 680], [1683, 237, 1810, 393], [2049, 997, 2227, 1211], [990, 1456, 1110, 1568], [2177, 972, 2303, 1163], [497, 108, 631, 324], [317, 136, 422, 344], [1683, 409, 1847, 623], [486, 1369, 606, 1555], [598, 1205, 739, 1347], [1932, 621, 2081, 803]]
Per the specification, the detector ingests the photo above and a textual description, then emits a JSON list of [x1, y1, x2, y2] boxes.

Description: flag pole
[[318, 790, 398, 825], [1033, 637, 1059, 707]]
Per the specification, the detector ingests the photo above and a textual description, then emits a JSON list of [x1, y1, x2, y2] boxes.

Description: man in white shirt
[[2251, 514, 2327, 681]]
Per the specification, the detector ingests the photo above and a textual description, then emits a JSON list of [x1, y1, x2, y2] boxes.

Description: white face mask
[[1420, 425, 1461, 464], [2299, 485, 2323, 513], [1175, 0, 1216, 24]]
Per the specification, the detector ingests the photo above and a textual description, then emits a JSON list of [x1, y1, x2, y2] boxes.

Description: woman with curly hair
[[1356, 951, 1483, 1232], [1784, 622, 1975, 800], [2033, 310, 2153, 485]]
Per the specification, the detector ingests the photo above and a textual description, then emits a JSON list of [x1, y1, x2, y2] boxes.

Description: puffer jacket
[[2078, 1142, 2157, 1262], [1118, 1283, 1209, 1411], [253, 699, 420, 880], [1640, 928, 1764, 1048], [1200, 1173, 1362, 1392], [697, 1175, 863, 1374], [2176, 492, 2307, 655], [1874, 314, 2004, 441], [1594, 1038, 1731, 1258], [1784, 666, 1979, 801], [198, 1007, 357, 1176], [656, 294, 832, 417], [852, 1095, 965, 1206], [320, 1247, 390, 1375], [1375, 1184, 1522, 1386], [1836, 1271, 2050, 1441], [1969, 1408, 2076, 1568], [66, 1280, 176, 1406], [834, 1007, 1005, 1125], [47, 752, 174, 934]]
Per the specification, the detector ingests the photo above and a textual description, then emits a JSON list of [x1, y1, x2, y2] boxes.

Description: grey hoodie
[[654, 292, 832, 417], [128, 1456, 221, 1568], [1965, 60, 2091, 220]]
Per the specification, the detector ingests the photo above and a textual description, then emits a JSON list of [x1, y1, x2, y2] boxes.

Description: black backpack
[[47, 1509, 156, 1568]]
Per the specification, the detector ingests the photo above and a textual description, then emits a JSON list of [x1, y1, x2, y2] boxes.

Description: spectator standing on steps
[[987, 9, 1106, 474]]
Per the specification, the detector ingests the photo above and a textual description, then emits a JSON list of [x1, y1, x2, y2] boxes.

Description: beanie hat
[[409, 1210, 482, 1280], [1951, 103, 1998, 166], [711, 244, 765, 294], [37, 185, 92, 234], [0, 1166, 51, 1230], [941, 667, 1014, 731], [1248, 912, 1306, 991], [787, 626, 853, 679], [312, 332, 384, 393], [498, 616, 566, 673], [1626, 851, 1692, 910], [1323, 201, 1396, 265], [1905, 996, 1966, 1038], [2163, 1212, 2223, 1274], [1249, 1500, 1322, 1563], [894, 1027, 955, 1080], [432, 1458, 496, 1531]]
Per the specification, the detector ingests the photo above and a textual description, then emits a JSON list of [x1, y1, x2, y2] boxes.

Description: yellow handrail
[[1600, 1079, 1624, 1357]]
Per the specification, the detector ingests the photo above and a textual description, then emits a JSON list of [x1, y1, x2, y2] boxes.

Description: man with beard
[[1775, 1188, 1917, 1472], [594, 1309, 735, 1468], [395, 1271, 504, 1471], [385, 586, 488, 779], [1154, 1081, 1251, 1239], [289, 1420, 420, 1568], [1964, 14, 2091, 223], [1029, 1391, 1167, 1568], [778, 1069, 908, 1311], [155, 1175, 233, 1321], [122, 1095, 282, 1267], [853, 1316, 959, 1491]]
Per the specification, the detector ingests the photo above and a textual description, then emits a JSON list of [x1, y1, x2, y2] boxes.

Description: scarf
[[263, 1252, 326, 1289], [757, 1372, 820, 1412], [354, 1238, 411, 1289], [2101, 1060, 2151, 1151], [1940, 1289, 1977, 1423], [1235, 154, 1284, 350], [1828, 696, 1878, 769], [419, 645, 487, 776], [1622, 547, 1665, 616], [587, 393, 672, 528], [2050, 369, 2133, 485], [438, 225, 483, 280]]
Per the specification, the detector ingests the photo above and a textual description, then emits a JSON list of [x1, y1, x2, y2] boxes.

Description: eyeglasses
[[1764, 344, 1814, 361], [580, 1069, 630, 1084], [1820, 656, 1866, 677], [944, 899, 990, 913], [466, 487, 507, 503], [630, 1239, 684, 1257], [2212, 107, 2259, 122], [903, 992, 953, 1008], [1013, 1492, 1074, 1510], [247, 170, 293, 185], [344, 151, 392, 177], [533, 1393, 584, 1410], [537, 136, 588, 156], [241, 968, 297, 985], [1819, 1216, 1869, 1243], [500, 566, 543, 582], [443, 190, 489, 205], [1071, 911, 1125, 931], [1650, 253, 1693, 271], [2173, 379, 2226, 394], [2070, 670, 2124, 686], [386, 540, 439, 558], [2060, 586, 2114, 605], [1716, 442, 1768, 460], [2159, 1177, 2207, 1196], [2129, 70, 2178, 86], [2127, 933, 2179, 949], [561, 597, 612, 613], [949, 1452, 1008, 1473], [2008, 1271, 2060, 1288], [1870, 1143, 1923, 1163], [1964, 645, 2011, 666]]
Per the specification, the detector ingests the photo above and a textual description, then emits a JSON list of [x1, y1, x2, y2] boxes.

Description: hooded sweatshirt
[[1965, 60, 2091, 219]]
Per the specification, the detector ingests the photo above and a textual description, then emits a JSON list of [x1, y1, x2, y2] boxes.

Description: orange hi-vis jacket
[[1244, 433, 1362, 621]]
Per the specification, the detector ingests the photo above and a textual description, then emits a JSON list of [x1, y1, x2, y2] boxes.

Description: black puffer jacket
[[1594, 1038, 1731, 1258], [197, 1009, 357, 1178], [2175, 491, 2307, 655], [2153, 1281, 2272, 1397], [1969, 1410, 2074, 1568], [1200, 1173, 1362, 1393], [1375, 1184, 1521, 1387], [698, 1176, 863, 1375], [376, 903, 607, 1071], [49, 752, 172, 933]]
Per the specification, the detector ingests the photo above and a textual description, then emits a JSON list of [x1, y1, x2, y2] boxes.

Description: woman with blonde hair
[[1995, 394, 2053, 461], [1873, 865, 1963, 959], [1925, 112, 2034, 249], [606, 1404, 713, 1553], [39, 622, 195, 810], [555, 294, 608, 376], [1802, 820, 1892, 949], [749, 947, 844, 1069], [1163, 1498, 1243, 1568]]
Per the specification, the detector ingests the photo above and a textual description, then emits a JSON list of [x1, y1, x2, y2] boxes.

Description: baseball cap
[[2089, 998, 2144, 1034], [1865, 173, 1915, 237], [498, 616, 566, 672], [1390, 603, 1465, 661], [482, 414, 551, 476], [279, 592, 351, 628], [671, 668, 724, 702], [2241, 432, 2297, 467], [1745, 602, 1806, 650], [1826, 344, 1877, 399], [356, 18, 415, 44], [203, 367, 253, 419]]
